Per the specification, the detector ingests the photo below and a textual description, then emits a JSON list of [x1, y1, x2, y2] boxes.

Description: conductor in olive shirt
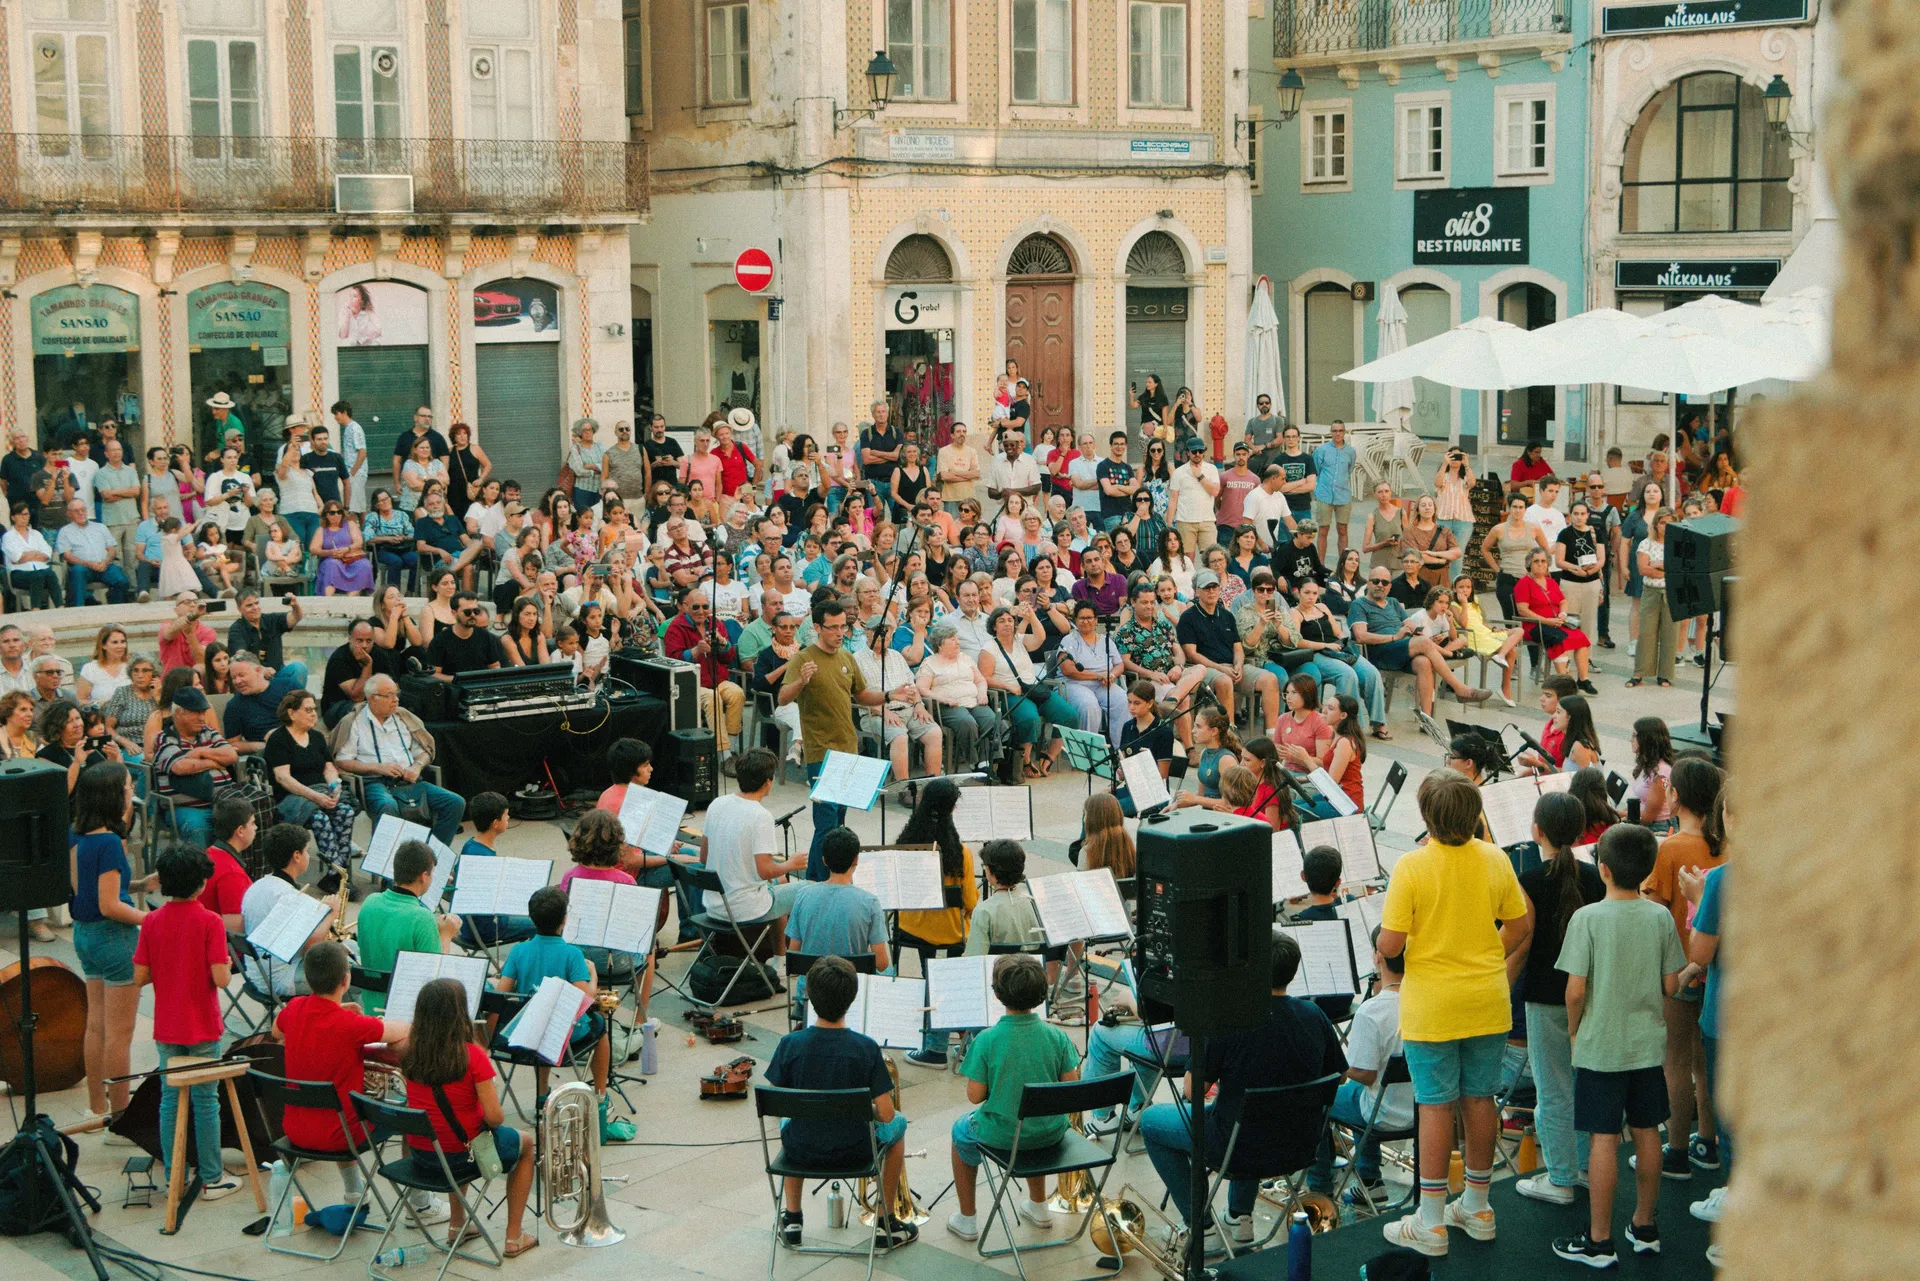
[[778, 599, 888, 881], [429, 591, 505, 680]]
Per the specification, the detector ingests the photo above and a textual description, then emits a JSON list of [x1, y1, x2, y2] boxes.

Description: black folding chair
[[753, 1085, 891, 1281], [1328, 1055, 1417, 1219], [248, 1071, 391, 1262], [975, 1073, 1137, 1281], [1117, 1027, 1191, 1148], [1201, 1073, 1341, 1256], [1366, 761, 1408, 833], [673, 860, 785, 1009], [224, 933, 280, 1036], [783, 952, 878, 1030], [351, 1092, 504, 1281]]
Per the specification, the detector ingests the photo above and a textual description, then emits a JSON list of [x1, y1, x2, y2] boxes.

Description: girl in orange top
[[896, 779, 978, 1068]]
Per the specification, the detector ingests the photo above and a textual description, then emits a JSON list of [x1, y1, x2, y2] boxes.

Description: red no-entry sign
[[733, 248, 775, 293]]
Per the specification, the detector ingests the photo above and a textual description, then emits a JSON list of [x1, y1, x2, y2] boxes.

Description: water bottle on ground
[[1286, 1210, 1312, 1281], [373, 1245, 431, 1267], [639, 1017, 659, 1075]]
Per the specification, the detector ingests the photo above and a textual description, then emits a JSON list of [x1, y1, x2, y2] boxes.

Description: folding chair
[[1203, 1073, 1341, 1257], [1117, 1028, 1190, 1150], [783, 952, 877, 1031], [351, 965, 391, 1008], [351, 1092, 504, 1281], [1366, 760, 1408, 833], [224, 934, 279, 1036], [1327, 1055, 1417, 1219], [974, 1073, 1137, 1281], [482, 989, 598, 1124], [249, 1072, 391, 1262], [672, 860, 785, 1009], [753, 1085, 892, 1281]]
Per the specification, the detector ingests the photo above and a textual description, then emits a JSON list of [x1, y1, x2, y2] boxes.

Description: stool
[[161, 1055, 268, 1233]]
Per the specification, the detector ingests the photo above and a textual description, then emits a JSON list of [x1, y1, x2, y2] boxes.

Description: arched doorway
[[882, 234, 957, 449], [1124, 231, 1189, 430], [1004, 233, 1075, 438], [1398, 284, 1451, 441], [1496, 283, 1556, 445], [1302, 281, 1356, 425]]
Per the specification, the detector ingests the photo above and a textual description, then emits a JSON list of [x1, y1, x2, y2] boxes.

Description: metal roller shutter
[[474, 342, 563, 496], [336, 346, 431, 475], [1126, 321, 1187, 411]]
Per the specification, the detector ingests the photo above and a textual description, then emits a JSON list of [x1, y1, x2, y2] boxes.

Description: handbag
[[429, 1083, 504, 1180], [1535, 623, 1569, 650]]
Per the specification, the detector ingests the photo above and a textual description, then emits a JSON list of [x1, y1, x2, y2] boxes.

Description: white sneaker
[[1084, 1111, 1123, 1137], [1018, 1197, 1054, 1228], [1220, 1212, 1255, 1245], [1690, 1187, 1727, 1223], [1445, 1199, 1496, 1241], [1516, 1172, 1577, 1206], [1382, 1213, 1448, 1257], [946, 1212, 978, 1241], [410, 1195, 451, 1226], [199, 1178, 242, 1202]]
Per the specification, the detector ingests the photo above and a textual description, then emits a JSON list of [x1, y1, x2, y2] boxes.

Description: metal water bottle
[[826, 1181, 850, 1229], [639, 1017, 659, 1075], [1286, 1210, 1312, 1281]]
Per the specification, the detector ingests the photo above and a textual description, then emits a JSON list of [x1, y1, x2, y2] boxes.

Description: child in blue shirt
[[455, 791, 536, 948], [495, 887, 635, 1144]]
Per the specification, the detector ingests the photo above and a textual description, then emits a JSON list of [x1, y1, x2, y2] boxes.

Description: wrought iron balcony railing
[[0, 134, 648, 219], [1274, 0, 1566, 59]]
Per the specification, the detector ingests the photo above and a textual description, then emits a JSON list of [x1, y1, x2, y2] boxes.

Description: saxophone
[[542, 1082, 625, 1247], [329, 888, 354, 941], [856, 1055, 928, 1227]]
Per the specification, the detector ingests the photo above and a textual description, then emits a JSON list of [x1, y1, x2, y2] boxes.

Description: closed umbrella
[[1338, 315, 1578, 391], [1245, 276, 1285, 422], [1370, 287, 1416, 426]]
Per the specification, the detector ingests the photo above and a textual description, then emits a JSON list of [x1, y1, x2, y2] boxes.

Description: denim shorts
[[778, 1112, 907, 1167], [73, 918, 140, 986], [950, 1110, 987, 1168], [1403, 1033, 1508, 1106]]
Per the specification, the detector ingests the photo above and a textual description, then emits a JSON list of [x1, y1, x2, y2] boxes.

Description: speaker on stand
[[1664, 515, 1738, 751]]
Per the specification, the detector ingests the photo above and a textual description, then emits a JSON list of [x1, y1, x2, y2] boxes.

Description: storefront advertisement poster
[[334, 281, 430, 348], [473, 277, 561, 343], [883, 286, 957, 332]]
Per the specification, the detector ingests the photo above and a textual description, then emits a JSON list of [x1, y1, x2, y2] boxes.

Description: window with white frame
[[1499, 93, 1551, 176], [469, 0, 538, 140], [888, 0, 953, 101], [705, 2, 751, 105], [1128, 2, 1187, 109], [27, 0, 114, 159], [1245, 106, 1263, 194], [333, 43, 403, 145], [184, 0, 265, 160], [1397, 98, 1447, 181], [1305, 108, 1347, 184], [1011, 0, 1072, 105]]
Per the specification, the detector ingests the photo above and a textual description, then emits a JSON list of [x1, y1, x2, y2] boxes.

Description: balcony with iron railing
[[1273, 0, 1570, 66], [0, 134, 649, 220]]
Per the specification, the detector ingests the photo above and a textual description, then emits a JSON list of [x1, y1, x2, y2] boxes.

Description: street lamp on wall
[[834, 51, 900, 131], [1235, 67, 1306, 143], [1760, 74, 1813, 150]]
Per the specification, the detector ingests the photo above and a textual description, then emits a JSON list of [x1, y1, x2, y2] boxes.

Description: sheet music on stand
[[849, 849, 946, 910], [1535, 771, 1574, 796], [616, 785, 690, 856], [246, 893, 330, 964], [952, 787, 1033, 842], [1281, 919, 1359, 997], [928, 954, 1050, 1029], [1299, 814, 1382, 883], [504, 975, 592, 1066], [1119, 750, 1170, 812], [361, 815, 431, 881], [423, 837, 458, 909], [1057, 728, 1115, 780], [1481, 776, 1549, 849], [1028, 868, 1132, 946], [385, 951, 490, 1022], [1271, 828, 1305, 905], [1335, 894, 1383, 980], [450, 856, 552, 916], [1304, 767, 1361, 817], [808, 751, 892, 811], [808, 973, 927, 1049], [562, 880, 662, 956]]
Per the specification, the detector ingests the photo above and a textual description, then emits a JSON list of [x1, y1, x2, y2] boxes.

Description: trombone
[[1090, 1184, 1186, 1281]]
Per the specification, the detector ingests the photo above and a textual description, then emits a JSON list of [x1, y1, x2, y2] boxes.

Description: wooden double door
[[1005, 278, 1074, 438]]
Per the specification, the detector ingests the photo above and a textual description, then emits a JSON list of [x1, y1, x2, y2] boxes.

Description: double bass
[[0, 956, 89, 1094]]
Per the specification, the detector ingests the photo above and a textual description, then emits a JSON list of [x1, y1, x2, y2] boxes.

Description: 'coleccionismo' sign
[[1413, 187, 1530, 265]]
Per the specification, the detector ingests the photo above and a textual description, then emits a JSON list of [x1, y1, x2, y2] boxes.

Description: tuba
[[856, 1056, 928, 1227], [1047, 1113, 1096, 1214], [542, 1082, 625, 1246]]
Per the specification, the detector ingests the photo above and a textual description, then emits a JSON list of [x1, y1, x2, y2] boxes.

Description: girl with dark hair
[[202, 641, 232, 695], [1444, 733, 1502, 786], [1322, 691, 1367, 811], [38, 699, 113, 792], [400, 978, 537, 1257], [1236, 737, 1289, 830], [70, 761, 152, 1124], [1129, 373, 1169, 431], [1566, 766, 1619, 845], [1551, 694, 1604, 771], [1628, 716, 1674, 825], [897, 778, 977, 1068], [1139, 437, 1172, 523]]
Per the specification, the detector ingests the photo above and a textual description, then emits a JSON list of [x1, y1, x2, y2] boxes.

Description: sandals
[[1625, 678, 1644, 688], [1656, 678, 1673, 687], [1370, 726, 1393, 741], [504, 1233, 539, 1259], [1023, 760, 1046, 779]]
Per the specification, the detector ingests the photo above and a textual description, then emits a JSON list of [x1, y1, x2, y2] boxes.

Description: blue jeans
[[1085, 1023, 1178, 1119], [374, 546, 417, 580], [67, 560, 130, 605], [457, 915, 537, 948], [1440, 520, 1476, 580], [172, 804, 214, 851], [1063, 680, 1130, 745], [158, 1038, 225, 1185], [1307, 1079, 1385, 1191], [1140, 1102, 1256, 1224], [8, 568, 57, 609], [284, 512, 320, 556], [636, 859, 699, 942], [1525, 1002, 1589, 1187], [362, 779, 466, 846], [804, 759, 845, 882]]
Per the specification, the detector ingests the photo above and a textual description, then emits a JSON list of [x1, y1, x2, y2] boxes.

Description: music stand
[[1057, 727, 1115, 782], [1447, 720, 1516, 776]]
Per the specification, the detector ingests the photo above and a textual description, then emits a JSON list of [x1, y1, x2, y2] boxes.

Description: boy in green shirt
[[945, 954, 1080, 1241], [963, 842, 1042, 955], [354, 841, 459, 1013]]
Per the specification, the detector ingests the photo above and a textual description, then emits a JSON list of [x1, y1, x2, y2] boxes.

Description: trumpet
[[1091, 1184, 1185, 1281], [856, 1056, 928, 1227], [542, 1082, 625, 1247]]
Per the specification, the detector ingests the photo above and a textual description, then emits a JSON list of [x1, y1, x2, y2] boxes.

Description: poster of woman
[[335, 281, 430, 347], [473, 278, 561, 342]]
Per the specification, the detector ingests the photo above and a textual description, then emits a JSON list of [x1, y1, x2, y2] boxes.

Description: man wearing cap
[[1169, 437, 1221, 555], [714, 411, 761, 507], [1215, 440, 1259, 547], [983, 428, 1042, 525], [152, 685, 238, 850], [1311, 421, 1357, 560], [1177, 567, 1280, 736], [1347, 567, 1492, 727]]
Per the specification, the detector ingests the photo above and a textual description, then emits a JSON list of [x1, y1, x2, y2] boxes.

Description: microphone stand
[[697, 539, 727, 803]]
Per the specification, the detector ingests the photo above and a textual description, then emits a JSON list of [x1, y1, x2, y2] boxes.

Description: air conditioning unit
[[334, 174, 414, 215]]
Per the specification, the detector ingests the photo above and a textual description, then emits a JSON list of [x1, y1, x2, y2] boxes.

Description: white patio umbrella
[[1337, 315, 1579, 391], [1663, 293, 1825, 382], [1370, 287, 1416, 425], [1244, 276, 1285, 422]]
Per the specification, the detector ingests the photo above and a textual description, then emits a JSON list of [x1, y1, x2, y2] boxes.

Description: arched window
[[884, 234, 953, 282], [1621, 73, 1792, 233], [1007, 233, 1074, 276], [1125, 231, 1187, 281]]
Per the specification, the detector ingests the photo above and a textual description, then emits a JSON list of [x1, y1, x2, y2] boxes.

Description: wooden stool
[[161, 1055, 267, 1233]]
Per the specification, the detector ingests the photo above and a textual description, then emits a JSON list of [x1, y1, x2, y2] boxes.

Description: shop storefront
[[473, 277, 564, 488], [333, 281, 431, 466], [186, 282, 292, 470], [881, 284, 956, 451], [707, 284, 762, 422], [30, 284, 142, 451]]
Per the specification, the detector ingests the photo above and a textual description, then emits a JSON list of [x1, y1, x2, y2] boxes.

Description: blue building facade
[[1248, 0, 1589, 461]]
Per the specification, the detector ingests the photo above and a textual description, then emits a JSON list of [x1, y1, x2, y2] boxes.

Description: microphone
[[1506, 722, 1553, 763], [772, 805, 805, 828]]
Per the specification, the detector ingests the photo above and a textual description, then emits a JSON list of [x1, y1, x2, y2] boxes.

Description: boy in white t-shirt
[[1599, 448, 1635, 508], [1306, 929, 1412, 1203], [1523, 477, 1567, 543]]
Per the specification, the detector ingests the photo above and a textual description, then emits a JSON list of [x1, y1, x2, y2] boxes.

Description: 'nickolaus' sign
[[1413, 187, 1529, 266], [1601, 0, 1809, 36]]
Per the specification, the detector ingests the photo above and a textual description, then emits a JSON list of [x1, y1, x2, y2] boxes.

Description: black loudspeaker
[[1667, 570, 1727, 621], [660, 727, 717, 810], [1665, 514, 1737, 574], [0, 759, 72, 912], [1134, 809, 1273, 1035], [397, 673, 453, 722]]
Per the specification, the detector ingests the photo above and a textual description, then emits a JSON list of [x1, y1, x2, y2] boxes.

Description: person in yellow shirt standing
[[1375, 773, 1531, 1258]]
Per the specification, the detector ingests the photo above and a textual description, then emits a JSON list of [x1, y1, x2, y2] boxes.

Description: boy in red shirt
[[197, 797, 258, 932], [134, 848, 240, 1199]]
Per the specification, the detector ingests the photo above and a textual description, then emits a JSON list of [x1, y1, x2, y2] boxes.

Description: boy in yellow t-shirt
[[1376, 772, 1530, 1258]]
